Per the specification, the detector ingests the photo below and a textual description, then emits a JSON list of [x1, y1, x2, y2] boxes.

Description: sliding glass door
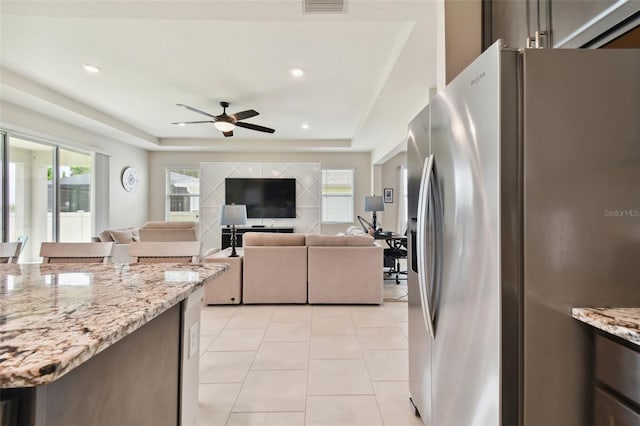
[[1, 132, 5, 242], [2, 134, 94, 262], [8, 136, 55, 262]]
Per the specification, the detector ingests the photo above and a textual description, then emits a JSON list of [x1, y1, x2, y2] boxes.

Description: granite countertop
[[0, 262, 228, 388], [572, 307, 640, 347]]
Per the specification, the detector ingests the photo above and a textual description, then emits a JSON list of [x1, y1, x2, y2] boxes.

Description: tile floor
[[196, 282, 421, 426]]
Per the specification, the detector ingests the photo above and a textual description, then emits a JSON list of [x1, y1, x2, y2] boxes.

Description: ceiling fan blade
[[231, 109, 259, 121], [171, 120, 214, 125], [223, 130, 234, 137], [176, 103, 218, 119], [235, 122, 276, 133]]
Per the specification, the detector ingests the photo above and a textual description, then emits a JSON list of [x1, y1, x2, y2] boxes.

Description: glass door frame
[[1, 130, 94, 244], [1, 131, 7, 242]]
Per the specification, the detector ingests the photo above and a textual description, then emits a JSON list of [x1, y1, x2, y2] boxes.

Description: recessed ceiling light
[[83, 64, 101, 73], [290, 68, 304, 77], [301, 124, 310, 130], [177, 122, 186, 127]]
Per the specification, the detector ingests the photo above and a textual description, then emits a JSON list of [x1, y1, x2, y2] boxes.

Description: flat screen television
[[225, 178, 296, 219]]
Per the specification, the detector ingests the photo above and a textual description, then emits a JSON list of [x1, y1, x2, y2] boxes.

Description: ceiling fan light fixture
[[173, 102, 274, 136], [214, 121, 236, 132]]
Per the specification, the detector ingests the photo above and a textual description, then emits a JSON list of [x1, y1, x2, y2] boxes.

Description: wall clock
[[121, 167, 138, 192]]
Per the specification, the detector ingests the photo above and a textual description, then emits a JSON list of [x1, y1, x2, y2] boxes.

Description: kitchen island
[[572, 307, 640, 426], [0, 262, 228, 426]]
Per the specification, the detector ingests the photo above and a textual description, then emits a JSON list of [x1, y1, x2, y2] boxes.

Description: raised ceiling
[[0, 1, 437, 161]]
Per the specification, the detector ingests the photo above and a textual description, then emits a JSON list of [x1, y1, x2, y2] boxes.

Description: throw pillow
[[110, 229, 134, 244], [97, 230, 114, 242], [345, 225, 366, 235]]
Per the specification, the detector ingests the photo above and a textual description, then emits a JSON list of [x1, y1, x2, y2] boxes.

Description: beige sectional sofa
[[241, 232, 383, 305], [96, 221, 200, 263]]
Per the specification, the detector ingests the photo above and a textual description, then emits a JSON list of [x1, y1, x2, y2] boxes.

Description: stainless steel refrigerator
[[407, 41, 640, 426]]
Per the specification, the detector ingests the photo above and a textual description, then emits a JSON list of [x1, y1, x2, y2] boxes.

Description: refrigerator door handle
[[431, 161, 444, 326], [417, 154, 436, 338]]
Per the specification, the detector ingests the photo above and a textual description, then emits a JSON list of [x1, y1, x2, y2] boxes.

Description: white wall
[[0, 100, 149, 230], [380, 152, 407, 233], [148, 151, 371, 236], [106, 142, 149, 229]]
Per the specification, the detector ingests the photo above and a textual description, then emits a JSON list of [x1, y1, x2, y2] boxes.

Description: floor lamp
[[364, 195, 384, 232], [220, 204, 247, 257]]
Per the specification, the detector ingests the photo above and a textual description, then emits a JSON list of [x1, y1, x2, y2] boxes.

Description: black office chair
[[383, 231, 407, 284]]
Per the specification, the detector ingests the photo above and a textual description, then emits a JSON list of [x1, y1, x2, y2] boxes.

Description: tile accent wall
[[199, 162, 321, 252]]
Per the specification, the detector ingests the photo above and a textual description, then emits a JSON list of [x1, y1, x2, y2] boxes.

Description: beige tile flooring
[[196, 283, 421, 426]]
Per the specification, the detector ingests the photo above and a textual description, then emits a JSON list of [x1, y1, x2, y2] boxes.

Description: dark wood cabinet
[[594, 387, 640, 426], [593, 333, 640, 426], [485, 0, 639, 49], [221, 227, 294, 249]]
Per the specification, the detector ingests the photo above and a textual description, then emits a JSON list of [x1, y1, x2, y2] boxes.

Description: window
[[166, 168, 199, 221], [322, 169, 354, 223]]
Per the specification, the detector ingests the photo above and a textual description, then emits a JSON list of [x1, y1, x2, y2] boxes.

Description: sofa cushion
[[243, 232, 306, 246], [306, 234, 374, 247]]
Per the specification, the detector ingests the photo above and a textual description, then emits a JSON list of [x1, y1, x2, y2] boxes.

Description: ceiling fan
[[172, 101, 276, 137]]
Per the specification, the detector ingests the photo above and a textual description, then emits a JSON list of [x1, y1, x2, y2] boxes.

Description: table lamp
[[364, 195, 384, 231], [219, 204, 247, 257]]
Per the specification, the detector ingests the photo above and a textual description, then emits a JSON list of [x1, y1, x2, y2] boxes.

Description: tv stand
[[221, 226, 294, 249]]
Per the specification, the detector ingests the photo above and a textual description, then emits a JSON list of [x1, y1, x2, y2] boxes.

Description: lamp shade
[[219, 204, 247, 226], [364, 196, 384, 212]]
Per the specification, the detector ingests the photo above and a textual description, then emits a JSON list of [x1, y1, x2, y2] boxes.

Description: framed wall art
[[384, 188, 393, 203]]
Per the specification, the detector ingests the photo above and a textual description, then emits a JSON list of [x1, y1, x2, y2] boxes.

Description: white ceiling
[[0, 0, 437, 161]]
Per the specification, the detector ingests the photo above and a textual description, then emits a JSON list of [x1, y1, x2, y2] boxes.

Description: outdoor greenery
[[47, 166, 91, 180], [69, 166, 90, 176]]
